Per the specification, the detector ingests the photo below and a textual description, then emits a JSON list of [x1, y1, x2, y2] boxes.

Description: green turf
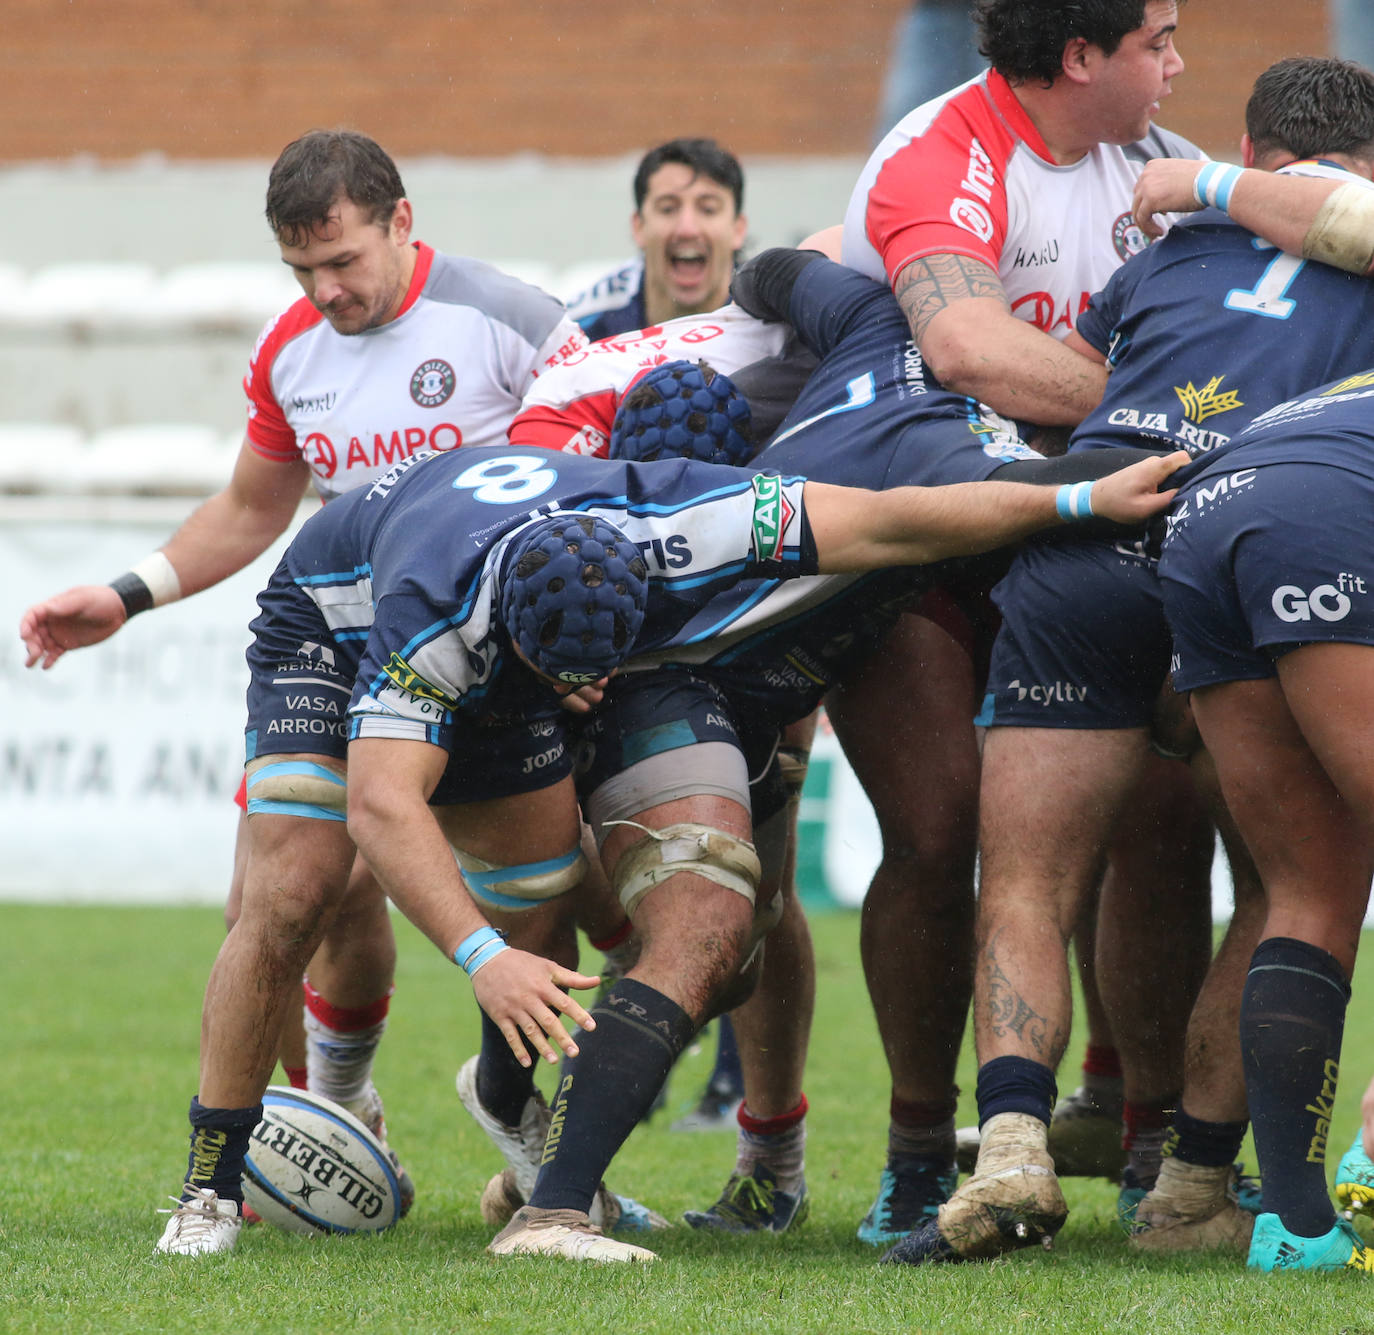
[[2, 903, 1371, 1333]]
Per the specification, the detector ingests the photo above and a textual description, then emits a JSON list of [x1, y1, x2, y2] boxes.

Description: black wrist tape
[[110, 571, 154, 619]]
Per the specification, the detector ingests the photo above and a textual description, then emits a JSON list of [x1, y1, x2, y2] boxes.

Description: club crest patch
[[410, 359, 456, 407], [1112, 212, 1151, 261]]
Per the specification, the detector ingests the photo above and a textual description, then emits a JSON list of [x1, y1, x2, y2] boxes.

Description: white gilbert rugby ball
[[243, 1086, 403, 1236]]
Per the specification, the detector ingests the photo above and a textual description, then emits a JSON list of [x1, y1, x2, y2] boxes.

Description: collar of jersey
[[1279, 159, 1368, 187], [395, 241, 434, 321], [984, 68, 1059, 166]]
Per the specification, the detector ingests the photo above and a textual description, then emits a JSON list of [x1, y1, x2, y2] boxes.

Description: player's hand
[[556, 677, 610, 714], [1087, 450, 1189, 523], [1133, 158, 1206, 238], [470, 948, 601, 1066], [19, 585, 128, 669], [1361, 1073, 1374, 1160]]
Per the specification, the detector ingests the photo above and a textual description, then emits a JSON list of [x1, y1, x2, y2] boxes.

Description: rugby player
[[18, 128, 587, 1219], [839, 0, 1207, 1243], [566, 138, 747, 341]]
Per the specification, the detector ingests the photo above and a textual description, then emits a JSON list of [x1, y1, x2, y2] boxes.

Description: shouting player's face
[[632, 163, 747, 325], [279, 196, 417, 334]]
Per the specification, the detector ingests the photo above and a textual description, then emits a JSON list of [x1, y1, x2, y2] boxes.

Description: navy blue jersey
[[1072, 165, 1374, 460], [757, 257, 1041, 487], [280, 445, 817, 746], [1167, 368, 1374, 500], [565, 259, 649, 342]]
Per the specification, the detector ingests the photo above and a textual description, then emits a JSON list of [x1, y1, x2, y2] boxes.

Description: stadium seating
[[0, 258, 615, 494]]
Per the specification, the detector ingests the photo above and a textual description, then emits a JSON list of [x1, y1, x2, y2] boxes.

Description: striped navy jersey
[[278, 445, 818, 744]]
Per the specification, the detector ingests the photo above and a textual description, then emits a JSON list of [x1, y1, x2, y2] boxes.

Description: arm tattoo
[[894, 254, 1007, 344], [982, 931, 1060, 1060]]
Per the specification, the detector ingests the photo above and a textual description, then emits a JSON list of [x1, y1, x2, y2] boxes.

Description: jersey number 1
[[1224, 240, 1305, 320]]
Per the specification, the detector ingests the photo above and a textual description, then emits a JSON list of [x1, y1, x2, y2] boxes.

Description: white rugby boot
[[155, 1187, 242, 1256]]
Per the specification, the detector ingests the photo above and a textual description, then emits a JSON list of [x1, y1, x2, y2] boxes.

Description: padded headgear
[[609, 359, 753, 467], [500, 513, 649, 684]]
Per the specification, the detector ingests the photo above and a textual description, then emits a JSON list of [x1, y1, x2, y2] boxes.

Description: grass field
[[3, 902, 1372, 1334]]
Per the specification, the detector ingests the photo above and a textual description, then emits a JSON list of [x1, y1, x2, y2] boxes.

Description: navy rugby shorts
[[244, 559, 573, 802], [975, 533, 1171, 730], [1159, 461, 1374, 692], [573, 667, 789, 827]]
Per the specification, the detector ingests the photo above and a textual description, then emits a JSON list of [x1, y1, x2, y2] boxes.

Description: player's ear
[[389, 198, 414, 245], [1061, 36, 1095, 86], [1240, 134, 1256, 170]]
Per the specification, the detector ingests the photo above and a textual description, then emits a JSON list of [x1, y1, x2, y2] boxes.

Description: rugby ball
[[242, 1086, 404, 1236]]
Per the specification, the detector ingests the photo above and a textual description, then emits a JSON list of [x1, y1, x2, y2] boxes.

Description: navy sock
[[975, 1055, 1057, 1127], [1167, 1107, 1248, 1169], [708, 1015, 744, 1095], [184, 1096, 262, 1204], [530, 979, 696, 1213], [476, 1010, 538, 1128], [1240, 937, 1350, 1237]]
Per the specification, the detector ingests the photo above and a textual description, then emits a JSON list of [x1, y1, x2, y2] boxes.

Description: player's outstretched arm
[[18, 442, 309, 670], [807, 450, 1188, 570], [346, 737, 599, 1065]]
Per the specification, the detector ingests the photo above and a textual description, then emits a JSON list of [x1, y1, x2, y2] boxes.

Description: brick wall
[[2, 1, 1334, 161]]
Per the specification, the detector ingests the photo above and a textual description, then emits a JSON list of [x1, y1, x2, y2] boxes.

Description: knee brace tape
[[453, 846, 586, 911], [608, 821, 762, 917], [244, 758, 347, 822]]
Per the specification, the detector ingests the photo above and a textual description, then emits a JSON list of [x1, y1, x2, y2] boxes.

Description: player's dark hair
[[1246, 57, 1374, 164], [265, 130, 407, 247], [975, 1, 1165, 86], [633, 138, 744, 214]]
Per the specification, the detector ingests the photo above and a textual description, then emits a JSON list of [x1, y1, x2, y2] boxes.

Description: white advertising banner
[[0, 503, 302, 903]]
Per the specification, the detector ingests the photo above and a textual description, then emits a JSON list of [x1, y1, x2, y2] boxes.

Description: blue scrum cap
[[499, 513, 649, 684], [608, 359, 753, 466]]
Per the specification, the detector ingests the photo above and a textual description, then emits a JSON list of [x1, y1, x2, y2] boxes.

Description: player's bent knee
[[611, 821, 762, 918], [244, 755, 347, 822], [455, 846, 586, 912]]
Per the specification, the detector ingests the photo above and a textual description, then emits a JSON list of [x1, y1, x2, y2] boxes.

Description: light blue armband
[[454, 926, 510, 978], [1055, 481, 1095, 523], [1194, 162, 1244, 213]]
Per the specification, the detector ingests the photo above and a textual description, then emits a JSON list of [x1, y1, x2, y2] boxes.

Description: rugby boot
[[1337, 1130, 1374, 1218], [155, 1187, 242, 1256], [883, 1113, 1066, 1264], [1128, 1158, 1254, 1254], [488, 1206, 656, 1263], [1248, 1212, 1374, 1273]]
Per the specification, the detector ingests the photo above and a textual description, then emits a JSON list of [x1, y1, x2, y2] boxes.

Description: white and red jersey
[[243, 242, 587, 501], [842, 70, 1203, 339], [508, 303, 791, 456]]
